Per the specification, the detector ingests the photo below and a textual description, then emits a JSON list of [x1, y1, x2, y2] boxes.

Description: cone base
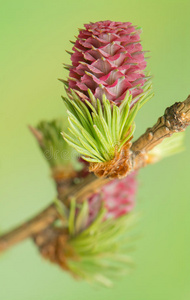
[[89, 141, 132, 179]]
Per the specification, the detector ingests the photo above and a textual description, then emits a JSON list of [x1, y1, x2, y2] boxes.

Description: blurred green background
[[0, 0, 190, 299]]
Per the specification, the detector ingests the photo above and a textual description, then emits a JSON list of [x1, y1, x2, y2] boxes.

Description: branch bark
[[132, 95, 190, 153], [0, 95, 190, 254], [131, 95, 190, 169], [0, 204, 58, 252], [0, 174, 108, 253]]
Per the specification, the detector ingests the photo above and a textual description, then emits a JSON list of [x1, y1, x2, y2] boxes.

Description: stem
[[131, 95, 190, 169], [0, 174, 108, 253], [132, 95, 190, 153], [0, 95, 190, 254], [0, 204, 57, 252]]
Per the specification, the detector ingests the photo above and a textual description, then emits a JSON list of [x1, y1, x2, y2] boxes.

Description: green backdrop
[[0, 0, 190, 299]]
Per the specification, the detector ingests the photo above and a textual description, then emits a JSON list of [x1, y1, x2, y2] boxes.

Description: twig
[[0, 175, 108, 253], [0, 204, 57, 252], [132, 95, 190, 153], [131, 95, 190, 169], [0, 95, 190, 254]]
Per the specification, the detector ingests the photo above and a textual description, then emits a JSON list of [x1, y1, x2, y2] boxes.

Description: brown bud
[[89, 141, 132, 179], [33, 227, 78, 272]]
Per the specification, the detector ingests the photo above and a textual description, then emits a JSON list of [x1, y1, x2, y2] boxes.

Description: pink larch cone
[[77, 159, 137, 225], [86, 172, 138, 225], [66, 20, 147, 106], [61, 21, 151, 179]]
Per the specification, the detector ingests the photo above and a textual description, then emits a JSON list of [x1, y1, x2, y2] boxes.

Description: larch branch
[[132, 95, 190, 153], [0, 95, 190, 254]]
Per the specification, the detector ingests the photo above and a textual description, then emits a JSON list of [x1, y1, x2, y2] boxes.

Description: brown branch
[[0, 174, 108, 253], [132, 95, 190, 153], [0, 95, 190, 254], [131, 95, 190, 169], [0, 204, 58, 253]]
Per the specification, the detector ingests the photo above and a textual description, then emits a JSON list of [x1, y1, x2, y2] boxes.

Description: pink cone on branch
[[61, 21, 153, 178], [87, 172, 137, 224], [67, 21, 147, 106]]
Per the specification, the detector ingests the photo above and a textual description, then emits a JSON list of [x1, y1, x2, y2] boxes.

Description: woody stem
[[0, 95, 190, 254]]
